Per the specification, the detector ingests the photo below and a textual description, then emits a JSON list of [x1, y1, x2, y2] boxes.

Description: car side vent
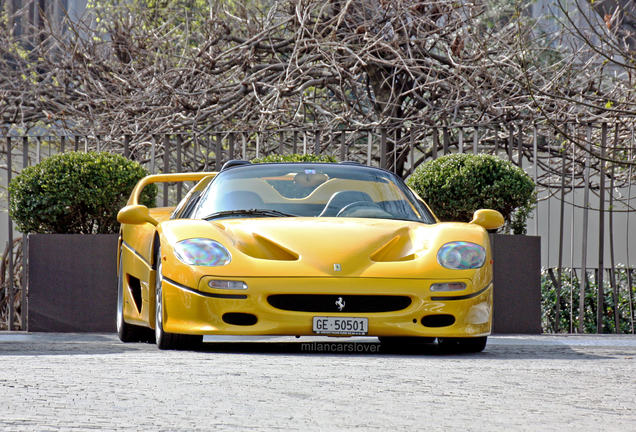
[[126, 275, 143, 314]]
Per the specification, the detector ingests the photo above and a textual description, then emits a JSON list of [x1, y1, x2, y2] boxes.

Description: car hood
[[160, 217, 492, 280]]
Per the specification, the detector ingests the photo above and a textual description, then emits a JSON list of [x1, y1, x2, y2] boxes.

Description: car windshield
[[190, 163, 435, 223]]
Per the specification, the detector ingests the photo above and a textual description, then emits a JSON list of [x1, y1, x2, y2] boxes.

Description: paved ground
[[0, 333, 635, 431]]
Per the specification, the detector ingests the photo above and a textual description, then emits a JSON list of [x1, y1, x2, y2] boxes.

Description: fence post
[[508, 125, 513, 162], [517, 126, 523, 167], [380, 129, 387, 169], [279, 131, 284, 155], [340, 131, 346, 161], [293, 131, 298, 154], [533, 124, 538, 236], [556, 140, 566, 332], [579, 124, 592, 333], [215, 133, 223, 170], [6, 137, 14, 330], [163, 135, 169, 207], [628, 128, 635, 334], [546, 135, 551, 267], [473, 127, 478, 154], [432, 128, 438, 159], [458, 128, 463, 153], [409, 128, 414, 173], [124, 135, 130, 158], [367, 131, 373, 166], [494, 129, 499, 155], [597, 123, 607, 332], [313, 130, 320, 155], [628, 268, 635, 334], [150, 135, 157, 174], [176, 135, 183, 201], [443, 128, 449, 155], [609, 124, 619, 333], [21, 136, 29, 331], [393, 130, 397, 173], [228, 133, 235, 161], [569, 139, 576, 333]]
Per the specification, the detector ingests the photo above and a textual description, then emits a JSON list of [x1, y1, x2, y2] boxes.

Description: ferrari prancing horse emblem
[[333, 263, 341, 271], [335, 297, 346, 311]]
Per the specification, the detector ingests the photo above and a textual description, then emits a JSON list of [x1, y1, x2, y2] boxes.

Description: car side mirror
[[469, 209, 504, 230], [117, 205, 158, 226]]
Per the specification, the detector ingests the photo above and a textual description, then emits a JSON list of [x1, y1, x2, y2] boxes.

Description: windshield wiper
[[203, 208, 297, 220]]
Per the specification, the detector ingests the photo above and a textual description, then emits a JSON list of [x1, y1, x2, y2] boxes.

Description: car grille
[[267, 294, 411, 313]]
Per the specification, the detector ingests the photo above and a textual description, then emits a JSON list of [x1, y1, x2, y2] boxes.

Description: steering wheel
[[336, 201, 392, 218]]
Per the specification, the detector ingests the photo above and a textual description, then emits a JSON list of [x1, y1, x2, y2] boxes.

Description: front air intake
[[268, 294, 411, 313], [222, 313, 258, 326], [421, 314, 456, 327]]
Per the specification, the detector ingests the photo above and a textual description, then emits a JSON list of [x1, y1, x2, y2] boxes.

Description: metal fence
[[1, 122, 635, 332]]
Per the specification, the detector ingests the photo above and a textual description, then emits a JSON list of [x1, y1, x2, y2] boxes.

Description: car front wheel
[[154, 245, 202, 350]]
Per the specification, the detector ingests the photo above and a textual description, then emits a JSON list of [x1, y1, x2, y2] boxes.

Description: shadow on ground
[[195, 340, 616, 360], [1, 333, 630, 359]]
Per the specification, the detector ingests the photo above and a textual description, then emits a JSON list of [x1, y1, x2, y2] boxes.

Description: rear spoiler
[[127, 172, 217, 205]]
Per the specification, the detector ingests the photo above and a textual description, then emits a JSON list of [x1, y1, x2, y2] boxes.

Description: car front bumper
[[161, 277, 492, 338]]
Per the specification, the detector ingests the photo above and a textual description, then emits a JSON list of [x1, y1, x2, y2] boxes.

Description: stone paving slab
[[0, 333, 635, 431]]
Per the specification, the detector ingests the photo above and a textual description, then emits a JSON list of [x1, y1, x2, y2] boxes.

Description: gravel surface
[[1, 333, 635, 431]]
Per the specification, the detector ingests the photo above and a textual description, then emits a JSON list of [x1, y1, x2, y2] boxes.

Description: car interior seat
[[318, 190, 374, 217]]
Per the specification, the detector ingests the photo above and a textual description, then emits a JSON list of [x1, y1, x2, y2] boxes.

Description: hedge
[[407, 153, 536, 234], [9, 151, 156, 234]]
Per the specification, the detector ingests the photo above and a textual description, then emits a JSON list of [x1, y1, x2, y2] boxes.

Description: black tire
[[117, 250, 151, 343], [154, 245, 203, 350], [378, 336, 435, 346], [438, 336, 488, 353]]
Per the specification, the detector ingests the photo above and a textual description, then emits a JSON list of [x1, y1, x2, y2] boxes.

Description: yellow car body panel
[[117, 168, 500, 341]]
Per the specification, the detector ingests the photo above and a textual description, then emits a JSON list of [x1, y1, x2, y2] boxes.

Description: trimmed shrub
[[407, 153, 536, 234], [9, 151, 156, 234], [251, 153, 337, 163]]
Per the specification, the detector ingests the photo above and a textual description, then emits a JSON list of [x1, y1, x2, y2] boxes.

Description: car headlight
[[173, 238, 231, 266], [437, 242, 486, 270]]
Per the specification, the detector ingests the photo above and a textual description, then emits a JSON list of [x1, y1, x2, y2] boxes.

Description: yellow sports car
[[116, 161, 504, 351]]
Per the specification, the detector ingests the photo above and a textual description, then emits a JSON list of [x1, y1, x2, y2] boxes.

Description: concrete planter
[[26, 233, 541, 334], [491, 234, 542, 334], [27, 234, 118, 332]]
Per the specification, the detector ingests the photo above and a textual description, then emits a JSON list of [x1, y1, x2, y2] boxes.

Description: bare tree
[[1, 0, 635, 171], [0, 2, 542, 131]]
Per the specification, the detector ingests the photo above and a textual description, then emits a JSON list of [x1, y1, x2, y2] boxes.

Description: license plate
[[312, 316, 368, 335]]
